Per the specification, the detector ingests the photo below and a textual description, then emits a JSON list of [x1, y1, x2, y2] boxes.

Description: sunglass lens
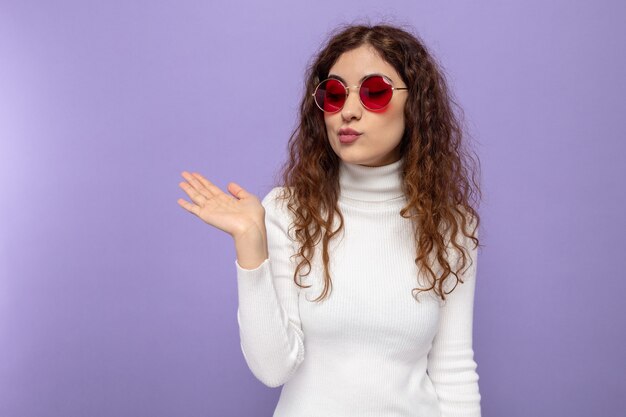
[[315, 79, 345, 112], [360, 76, 393, 110]]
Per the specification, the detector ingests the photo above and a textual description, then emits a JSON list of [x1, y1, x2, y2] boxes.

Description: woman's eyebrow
[[328, 73, 390, 84]]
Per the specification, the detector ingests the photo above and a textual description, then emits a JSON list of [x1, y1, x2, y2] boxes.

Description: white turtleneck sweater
[[235, 158, 481, 417]]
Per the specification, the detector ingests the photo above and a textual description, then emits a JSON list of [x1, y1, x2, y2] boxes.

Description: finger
[[177, 198, 200, 216], [190, 172, 223, 197], [179, 181, 210, 206], [180, 171, 213, 200], [227, 182, 248, 199]]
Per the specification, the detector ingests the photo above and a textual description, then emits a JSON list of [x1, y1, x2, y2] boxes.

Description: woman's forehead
[[328, 45, 400, 83]]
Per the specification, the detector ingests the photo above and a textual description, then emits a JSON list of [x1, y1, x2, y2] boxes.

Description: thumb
[[227, 182, 249, 199]]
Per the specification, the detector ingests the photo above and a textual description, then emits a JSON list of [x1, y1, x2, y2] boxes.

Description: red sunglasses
[[312, 74, 408, 113]]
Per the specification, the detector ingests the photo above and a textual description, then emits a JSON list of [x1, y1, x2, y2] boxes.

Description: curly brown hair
[[272, 22, 482, 303]]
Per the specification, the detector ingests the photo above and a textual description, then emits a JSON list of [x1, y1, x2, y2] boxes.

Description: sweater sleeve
[[234, 187, 305, 388], [426, 227, 482, 417]]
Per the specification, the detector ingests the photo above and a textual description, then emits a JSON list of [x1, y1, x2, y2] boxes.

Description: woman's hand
[[177, 171, 266, 240]]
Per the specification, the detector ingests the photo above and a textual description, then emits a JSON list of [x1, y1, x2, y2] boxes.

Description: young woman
[[178, 23, 482, 417]]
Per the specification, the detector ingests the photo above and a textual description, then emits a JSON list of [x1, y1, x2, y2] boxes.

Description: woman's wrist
[[233, 223, 269, 270]]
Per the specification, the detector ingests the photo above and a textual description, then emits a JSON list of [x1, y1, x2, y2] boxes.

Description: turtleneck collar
[[338, 157, 405, 202]]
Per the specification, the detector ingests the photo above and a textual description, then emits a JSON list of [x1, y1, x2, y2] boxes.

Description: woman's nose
[[341, 90, 362, 120]]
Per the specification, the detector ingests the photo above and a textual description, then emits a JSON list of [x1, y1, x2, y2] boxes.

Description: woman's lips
[[339, 133, 361, 144]]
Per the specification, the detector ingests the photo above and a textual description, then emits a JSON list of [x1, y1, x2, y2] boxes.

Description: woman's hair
[[274, 22, 482, 302]]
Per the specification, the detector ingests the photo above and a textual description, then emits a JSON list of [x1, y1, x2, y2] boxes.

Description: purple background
[[1, 1, 625, 416]]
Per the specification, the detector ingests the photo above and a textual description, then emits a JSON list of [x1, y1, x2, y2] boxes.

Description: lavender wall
[[1, 1, 624, 416]]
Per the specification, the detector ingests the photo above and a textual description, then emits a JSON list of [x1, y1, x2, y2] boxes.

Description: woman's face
[[323, 44, 408, 167]]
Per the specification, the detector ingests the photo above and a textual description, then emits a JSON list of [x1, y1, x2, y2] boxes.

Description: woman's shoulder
[[261, 186, 296, 222], [261, 186, 292, 208], [261, 187, 298, 241]]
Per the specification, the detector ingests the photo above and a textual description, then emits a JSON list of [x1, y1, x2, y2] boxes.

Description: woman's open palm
[[177, 171, 265, 239]]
